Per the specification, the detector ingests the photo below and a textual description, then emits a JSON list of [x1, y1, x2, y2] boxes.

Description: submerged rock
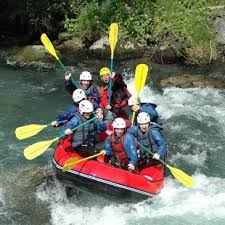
[[160, 74, 225, 89], [1, 165, 54, 225]]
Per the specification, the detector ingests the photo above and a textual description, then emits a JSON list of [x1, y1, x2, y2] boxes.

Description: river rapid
[[0, 61, 225, 225]]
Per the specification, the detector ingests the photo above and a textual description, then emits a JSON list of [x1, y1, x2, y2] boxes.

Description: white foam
[[34, 84, 225, 225], [35, 173, 225, 225]]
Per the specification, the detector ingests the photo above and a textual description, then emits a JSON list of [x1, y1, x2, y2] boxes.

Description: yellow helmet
[[99, 67, 110, 76]]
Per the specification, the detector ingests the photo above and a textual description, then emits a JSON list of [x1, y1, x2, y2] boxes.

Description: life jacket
[[110, 133, 129, 166], [78, 83, 96, 103], [72, 112, 97, 148], [137, 127, 158, 158]]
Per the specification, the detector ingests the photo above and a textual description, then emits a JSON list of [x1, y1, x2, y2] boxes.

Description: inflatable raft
[[52, 137, 165, 201]]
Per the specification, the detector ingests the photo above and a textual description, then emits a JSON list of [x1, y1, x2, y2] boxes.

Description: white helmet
[[128, 96, 140, 106], [72, 89, 86, 103], [137, 112, 150, 124], [80, 71, 92, 81], [112, 118, 126, 129], [79, 100, 94, 114]]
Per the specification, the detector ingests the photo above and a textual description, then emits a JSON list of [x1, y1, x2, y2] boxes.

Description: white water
[[35, 85, 225, 225]]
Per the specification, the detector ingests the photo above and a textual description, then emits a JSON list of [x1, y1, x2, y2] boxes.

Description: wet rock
[[160, 74, 225, 89], [10, 45, 55, 63], [1, 165, 54, 225]]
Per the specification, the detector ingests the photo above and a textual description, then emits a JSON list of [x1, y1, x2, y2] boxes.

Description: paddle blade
[[135, 64, 148, 94], [63, 157, 80, 172], [109, 23, 119, 58], [63, 152, 104, 172], [15, 124, 48, 140], [167, 165, 196, 188], [24, 137, 58, 160], [41, 33, 59, 60]]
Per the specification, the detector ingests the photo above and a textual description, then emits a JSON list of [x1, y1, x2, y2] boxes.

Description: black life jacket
[[137, 127, 158, 157], [72, 112, 97, 148]]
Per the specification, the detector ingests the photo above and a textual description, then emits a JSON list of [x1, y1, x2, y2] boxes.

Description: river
[[0, 61, 225, 225]]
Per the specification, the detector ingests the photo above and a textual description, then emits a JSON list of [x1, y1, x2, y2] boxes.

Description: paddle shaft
[[65, 152, 103, 170], [131, 94, 139, 126], [108, 59, 113, 105], [58, 59, 67, 72], [57, 59, 76, 86]]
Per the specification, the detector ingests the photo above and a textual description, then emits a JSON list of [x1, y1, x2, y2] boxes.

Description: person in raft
[[62, 100, 107, 157], [99, 67, 132, 119], [102, 118, 137, 171], [128, 96, 162, 126], [51, 89, 86, 127], [51, 88, 115, 128], [128, 112, 167, 170], [64, 70, 101, 110]]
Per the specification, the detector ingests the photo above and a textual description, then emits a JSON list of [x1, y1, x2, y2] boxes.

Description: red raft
[[53, 137, 165, 201]]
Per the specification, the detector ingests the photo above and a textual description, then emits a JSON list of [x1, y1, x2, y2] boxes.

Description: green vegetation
[[63, 0, 224, 62], [2, 0, 224, 62]]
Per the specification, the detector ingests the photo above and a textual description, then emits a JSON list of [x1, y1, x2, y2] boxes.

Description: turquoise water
[[0, 62, 225, 225]]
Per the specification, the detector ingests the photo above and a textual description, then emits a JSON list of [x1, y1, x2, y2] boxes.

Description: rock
[[11, 45, 55, 63], [117, 40, 150, 58], [213, 16, 225, 45], [58, 32, 74, 43], [2, 165, 53, 225], [88, 36, 110, 57], [59, 38, 84, 53], [160, 74, 225, 89], [88, 36, 150, 59], [153, 44, 182, 64]]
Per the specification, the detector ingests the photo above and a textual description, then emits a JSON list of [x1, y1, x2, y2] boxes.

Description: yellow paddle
[[138, 142, 196, 188], [40, 33, 76, 84], [131, 64, 148, 126], [24, 117, 96, 160], [63, 152, 103, 172], [15, 120, 67, 140], [108, 23, 119, 105]]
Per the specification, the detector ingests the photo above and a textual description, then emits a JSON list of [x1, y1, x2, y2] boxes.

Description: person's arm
[[55, 106, 76, 124], [151, 129, 167, 158], [64, 79, 77, 95], [104, 136, 113, 156], [96, 120, 107, 133], [125, 134, 138, 166], [59, 116, 79, 138]]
